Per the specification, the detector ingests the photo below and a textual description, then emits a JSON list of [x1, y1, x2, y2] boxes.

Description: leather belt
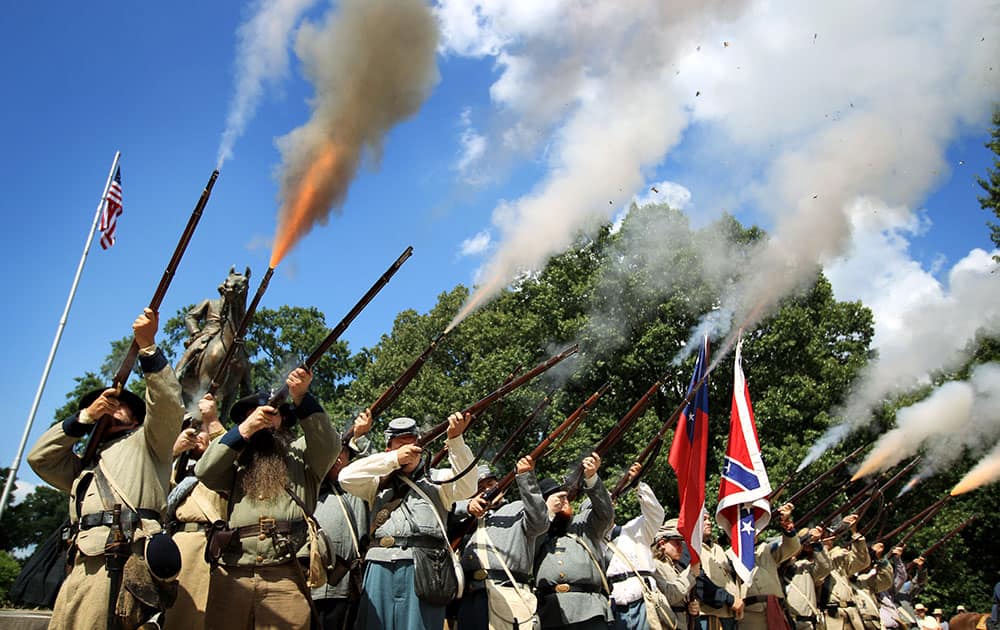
[[176, 522, 210, 533], [375, 534, 441, 549], [743, 595, 770, 606], [79, 508, 161, 530], [235, 518, 306, 540], [796, 614, 819, 623], [672, 605, 688, 613], [467, 568, 530, 585], [538, 583, 606, 596], [608, 570, 655, 584]]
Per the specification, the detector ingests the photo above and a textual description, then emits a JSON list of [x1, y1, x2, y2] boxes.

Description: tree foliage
[[978, 106, 1000, 260]]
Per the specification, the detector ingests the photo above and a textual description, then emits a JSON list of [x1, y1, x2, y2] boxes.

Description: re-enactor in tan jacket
[[28, 309, 185, 630], [823, 515, 871, 630], [739, 503, 802, 630]]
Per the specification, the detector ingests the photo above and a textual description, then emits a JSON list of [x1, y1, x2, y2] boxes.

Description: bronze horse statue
[[949, 612, 992, 630], [175, 267, 254, 417]]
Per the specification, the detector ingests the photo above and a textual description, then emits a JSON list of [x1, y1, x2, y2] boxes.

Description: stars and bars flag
[[716, 336, 771, 581], [99, 165, 123, 249], [668, 334, 710, 564]]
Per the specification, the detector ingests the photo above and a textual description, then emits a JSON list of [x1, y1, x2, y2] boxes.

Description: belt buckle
[[555, 583, 571, 593], [379, 535, 396, 548], [473, 569, 488, 581], [259, 516, 276, 540]]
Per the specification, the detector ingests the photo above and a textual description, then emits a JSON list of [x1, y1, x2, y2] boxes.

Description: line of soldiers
[[27, 309, 954, 630]]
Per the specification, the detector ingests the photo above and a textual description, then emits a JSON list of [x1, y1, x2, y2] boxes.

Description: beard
[[241, 429, 292, 501], [548, 505, 574, 536]]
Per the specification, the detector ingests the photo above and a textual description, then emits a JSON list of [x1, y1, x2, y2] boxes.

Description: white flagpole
[[0, 150, 121, 519]]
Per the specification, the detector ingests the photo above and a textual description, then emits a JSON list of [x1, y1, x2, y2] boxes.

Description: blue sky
[[0, 1, 997, 496]]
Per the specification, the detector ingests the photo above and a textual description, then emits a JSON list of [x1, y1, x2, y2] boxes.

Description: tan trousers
[[741, 609, 769, 630], [204, 563, 310, 630], [164, 531, 211, 630], [48, 553, 111, 630], [825, 607, 864, 630]]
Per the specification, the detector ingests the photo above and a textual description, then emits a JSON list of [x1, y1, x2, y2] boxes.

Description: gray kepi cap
[[384, 417, 419, 443]]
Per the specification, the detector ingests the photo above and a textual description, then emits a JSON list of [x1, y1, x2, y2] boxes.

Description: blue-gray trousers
[[356, 559, 446, 630]]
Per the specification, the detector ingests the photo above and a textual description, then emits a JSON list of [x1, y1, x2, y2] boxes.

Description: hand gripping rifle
[[83, 170, 219, 466], [565, 378, 664, 501], [448, 383, 610, 549], [265, 246, 413, 409], [416, 344, 579, 485]]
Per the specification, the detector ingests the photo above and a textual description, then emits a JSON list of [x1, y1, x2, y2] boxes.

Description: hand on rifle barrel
[[353, 408, 373, 438], [286, 367, 312, 406], [626, 462, 642, 483], [582, 452, 601, 480], [842, 513, 859, 533], [133, 308, 158, 349], [447, 411, 472, 439], [172, 427, 200, 457], [396, 444, 423, 468], [239, 406, 281, 439]]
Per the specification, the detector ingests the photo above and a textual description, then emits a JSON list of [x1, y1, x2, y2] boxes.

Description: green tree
[[0, 469, 68, 554], [978, 107, 1000, 259], [0, 550, 20, 603]]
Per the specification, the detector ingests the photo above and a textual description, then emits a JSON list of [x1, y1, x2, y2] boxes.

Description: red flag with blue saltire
[[669, 334, 710, 564], [716, 336, 772, 581]]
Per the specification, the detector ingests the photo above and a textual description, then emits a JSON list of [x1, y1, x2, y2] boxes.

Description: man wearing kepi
[[605, 464, 666, 630], [195, 367, 338, 630], [28, 308, 185, 630], [340, 412, 476, 630], [455, 455, 548, 630], [534, 452, 615, 630]]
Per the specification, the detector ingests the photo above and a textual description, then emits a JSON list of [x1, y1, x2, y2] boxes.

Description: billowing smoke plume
[[953, 441, 1000, 495], [801, 249, 1000, 468], [271, 0, 439, 266], [217, 0, 320, 169]]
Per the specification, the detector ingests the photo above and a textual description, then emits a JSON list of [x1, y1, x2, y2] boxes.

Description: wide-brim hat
[[229, 391, 294, 427], [914, 603, 926, 611], [79, 387, 146, 424], [539, 478, 564, 499]]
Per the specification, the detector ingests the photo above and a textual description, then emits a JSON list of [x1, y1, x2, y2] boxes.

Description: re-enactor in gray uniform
[[534, 452, 615, 630], [340, 412, 477, 630], [455, 456, 548, 630], [311, 409, 374, 630], [195, 367, 339, 630], [28, 308, 185, 630]]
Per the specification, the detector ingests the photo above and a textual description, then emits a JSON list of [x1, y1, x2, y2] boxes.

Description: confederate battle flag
[[669, 335, 710, 563], [716, 336, 772, 581]]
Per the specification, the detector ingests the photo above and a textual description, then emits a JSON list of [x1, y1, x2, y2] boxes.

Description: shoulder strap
[[333, 487, 362, 557], [606, 538, 654, 598], [566, 532, 611, 595], [399, 476, 451, 545]]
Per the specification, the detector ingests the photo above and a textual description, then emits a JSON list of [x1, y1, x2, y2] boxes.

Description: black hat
[[79, 387, 146, 424], [229, 391, 295, 427], [538, 478, 564, 499]]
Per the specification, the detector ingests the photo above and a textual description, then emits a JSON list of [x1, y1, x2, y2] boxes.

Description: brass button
[[256, 555, 264, 563], [379, 536, 396, 548], [559, 572, 565, 579]]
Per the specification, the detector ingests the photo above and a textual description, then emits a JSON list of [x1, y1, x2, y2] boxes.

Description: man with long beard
[[195, 367, 338, 630], [534, 452, 614, 630], [28, 308, 184, 630]]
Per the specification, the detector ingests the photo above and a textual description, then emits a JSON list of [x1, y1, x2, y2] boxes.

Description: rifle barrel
[[209, 265, 274, 395], [879, 494, 951, 544], [785, 441, 870, 506], [268, 246, 413, 408], [84, 169, 219, 466]]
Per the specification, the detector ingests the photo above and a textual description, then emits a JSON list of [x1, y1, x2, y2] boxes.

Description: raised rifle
[[853, 457, 921, 524], [565, 377, 664, 501], [490, 389, 555, 466], [83, 170, 219, 466], [780, 441, 870, 507], [897, 495, 952, 547], [878, 494, 951, 544], [448, 384, 610, 549], [794, 476, 857, 526], [905, 515, 976, 571], [266, 246, 413, 409], [207, 266, 275, 397], [815, 478, 880, 530], [414, 344, 579, 485]]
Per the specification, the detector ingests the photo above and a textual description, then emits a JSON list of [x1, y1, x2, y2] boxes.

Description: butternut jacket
[[28, 346, 183, 556], [742, 530, 802, 609]]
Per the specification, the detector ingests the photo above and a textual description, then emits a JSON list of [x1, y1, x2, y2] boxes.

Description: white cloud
[[458, 230, 492, 257], [634, 180, 693, 211], [455, 107, 488, 183], [11, 479, 37, 504]]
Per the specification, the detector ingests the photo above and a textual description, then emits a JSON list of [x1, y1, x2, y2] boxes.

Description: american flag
[[668, 335, 710, 563], [99, 166, 123, 249], [716, 337, 772, 581]]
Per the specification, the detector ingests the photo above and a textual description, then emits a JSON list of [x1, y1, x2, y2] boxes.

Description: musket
[[416, 344, 579, 450], [853, 457, 921, 523], [782, 441, 871, 507], [816, 478, 880, 529], [267, 246, 413, 408], [207, 266, 275, 396], [490, 389, 555, 466], [405, 345, 578, 489], [905, 516, 976, 571], [83, 170, 219, 466], [447, 383, 610, 549], [878, 494, 951, 544], [566, 378, 663, 501], [897, 495, 952, 547], [795, 476, 857, 526]]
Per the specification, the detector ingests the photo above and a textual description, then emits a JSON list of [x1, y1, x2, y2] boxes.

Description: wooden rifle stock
[[267, 246, 413, 408], [208, 265, 274, 395], [83, 169, 219, 466]]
